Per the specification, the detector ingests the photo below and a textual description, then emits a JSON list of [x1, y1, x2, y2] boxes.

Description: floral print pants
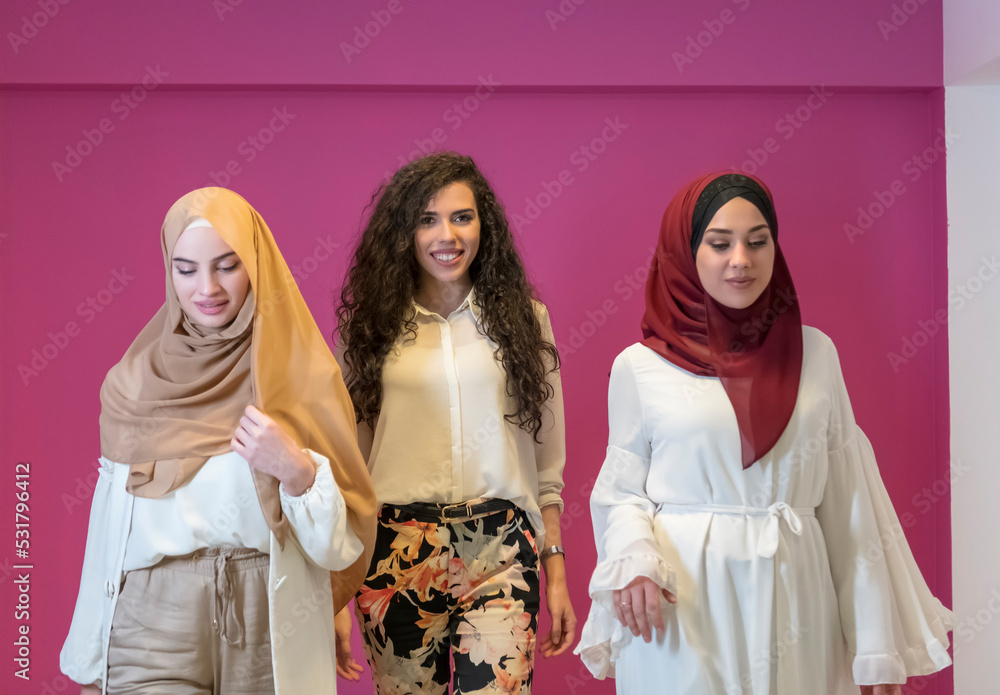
[[356, 503, 540, 695]]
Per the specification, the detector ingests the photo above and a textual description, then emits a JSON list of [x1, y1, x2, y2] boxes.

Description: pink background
[[0, 1, 951, 694]]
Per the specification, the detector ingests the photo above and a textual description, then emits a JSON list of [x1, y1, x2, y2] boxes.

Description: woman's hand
[[334, 605, 364, 681], [540, 574, 577, 658], [80, 684, 101, 694], [860, 686, 902, 695], [537, 504, 577, 657], [231, 405, 316, 496], [612, 576, 677, 643]]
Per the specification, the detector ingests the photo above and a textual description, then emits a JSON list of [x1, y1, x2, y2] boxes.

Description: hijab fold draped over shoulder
[[641, 172, 803, 468], [99, 187, 377, 609]]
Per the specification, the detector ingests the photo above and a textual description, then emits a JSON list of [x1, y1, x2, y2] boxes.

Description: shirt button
[[212, 619, 218, 628], [104, 580, 115, 597]]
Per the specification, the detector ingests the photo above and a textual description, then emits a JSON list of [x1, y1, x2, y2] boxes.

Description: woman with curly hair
[[333, 152, 576, 694]]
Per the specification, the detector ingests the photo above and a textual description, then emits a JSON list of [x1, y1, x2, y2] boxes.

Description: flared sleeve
[[575, 350, 676, 679], [816, 337, 954, 686]]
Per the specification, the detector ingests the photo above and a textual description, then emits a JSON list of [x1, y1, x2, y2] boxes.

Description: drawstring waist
[[154, 547, 268, 648], [655, 502, 815, 558], [213, 549, 244, 648]]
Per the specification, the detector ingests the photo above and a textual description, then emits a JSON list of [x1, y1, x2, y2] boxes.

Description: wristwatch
[[539, 545, 565, 561]]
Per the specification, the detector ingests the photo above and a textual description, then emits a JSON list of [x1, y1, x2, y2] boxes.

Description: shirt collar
[[413, 286, 481, 321]]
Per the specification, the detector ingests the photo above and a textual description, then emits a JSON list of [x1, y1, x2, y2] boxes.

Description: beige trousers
[[106, 547, 274, 695]]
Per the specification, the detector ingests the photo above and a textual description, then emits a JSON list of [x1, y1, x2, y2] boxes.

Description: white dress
[[574, 328, 953, 694]]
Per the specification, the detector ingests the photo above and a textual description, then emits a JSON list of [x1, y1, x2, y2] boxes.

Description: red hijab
[[641, 172, 803, 468]]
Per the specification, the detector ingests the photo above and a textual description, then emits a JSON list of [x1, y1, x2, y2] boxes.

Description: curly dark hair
[[336, 152, 560, 440]]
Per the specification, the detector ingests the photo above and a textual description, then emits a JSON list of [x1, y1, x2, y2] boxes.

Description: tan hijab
[[99, 187, 377, 609]]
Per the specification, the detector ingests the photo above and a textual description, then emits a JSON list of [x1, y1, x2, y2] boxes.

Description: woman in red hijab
[[575, 173, 953, 694]]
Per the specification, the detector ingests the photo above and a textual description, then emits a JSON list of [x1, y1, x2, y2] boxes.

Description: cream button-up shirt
[[368, 288, 566, 544]]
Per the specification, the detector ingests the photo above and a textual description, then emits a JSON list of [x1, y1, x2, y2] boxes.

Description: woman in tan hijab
[[60, 187, 377, 694]]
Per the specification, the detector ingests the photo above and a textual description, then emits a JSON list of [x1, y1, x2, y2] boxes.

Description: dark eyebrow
[[172, 251, 238, 264], [704, 224, 770, 235], [420, 208, 476, 218]]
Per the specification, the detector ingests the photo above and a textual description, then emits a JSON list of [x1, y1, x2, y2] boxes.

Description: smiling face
[[413, 181, 481, 300], [171, 223, 252, 329], [695, 196, 775, 309]]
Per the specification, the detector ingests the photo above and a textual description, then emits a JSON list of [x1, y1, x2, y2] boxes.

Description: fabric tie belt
[[656, 502, 815, 559]]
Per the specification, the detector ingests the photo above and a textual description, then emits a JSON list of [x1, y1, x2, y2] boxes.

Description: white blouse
[[367, 288, 566, 544], [575, 329, 953, 694], [61, 449, 363, 693], [123, 451, 294, 571]]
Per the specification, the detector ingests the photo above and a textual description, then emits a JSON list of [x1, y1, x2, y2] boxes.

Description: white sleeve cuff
[[589, 552, 676, 597], [278, 449, 364, 572], [851, 613, 954, 685], [574, 552, 677, 680], [278, 452, 321, 504]]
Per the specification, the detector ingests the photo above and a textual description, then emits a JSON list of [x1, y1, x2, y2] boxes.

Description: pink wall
[[0, 2, 950, 694], [1, 0, 941, 87]]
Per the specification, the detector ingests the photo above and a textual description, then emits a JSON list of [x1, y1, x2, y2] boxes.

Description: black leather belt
[[388, 498, 517, 523]]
